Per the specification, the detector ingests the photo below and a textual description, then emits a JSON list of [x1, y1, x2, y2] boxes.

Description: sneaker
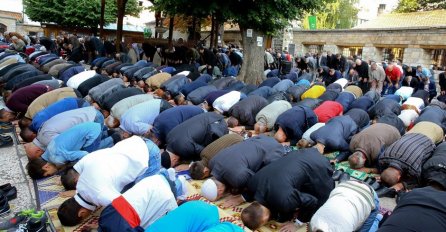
[[0, 213, 27, 230], [2, 210, 46, 231], [0, 135, 12, 148], [0, 193, 10, 217], [26, 212, 47, 232]]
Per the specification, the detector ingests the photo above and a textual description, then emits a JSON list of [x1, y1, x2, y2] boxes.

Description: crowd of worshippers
[[2, 33, 446, 232]]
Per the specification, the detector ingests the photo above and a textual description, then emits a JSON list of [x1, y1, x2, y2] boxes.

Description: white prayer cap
[[201, 179, 218, 201]]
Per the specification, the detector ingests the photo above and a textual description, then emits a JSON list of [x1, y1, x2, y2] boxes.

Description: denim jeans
[[359, 191, 381, 232], [135, 139, 162, 182]]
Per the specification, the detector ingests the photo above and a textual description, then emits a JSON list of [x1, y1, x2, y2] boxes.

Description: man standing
[[199, 45, 218, 75], [354, 59, 370, 93], [384, 64, 402, 94], [369, 61, 386, 95]]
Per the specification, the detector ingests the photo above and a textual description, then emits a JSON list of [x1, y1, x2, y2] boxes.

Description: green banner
[[143, 28, 152, 39], [309, 16, 317, 30]]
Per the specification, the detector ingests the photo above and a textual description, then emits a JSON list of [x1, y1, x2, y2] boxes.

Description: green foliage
[[301, 0, 359, 29], [395, 0, 446, 12], [153, 0, 329, 35], [23, 0, 142, 28]]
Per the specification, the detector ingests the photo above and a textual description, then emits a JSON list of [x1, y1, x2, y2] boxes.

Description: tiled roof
[[354, 10, 446, 29], [0, 10, 22, 21]]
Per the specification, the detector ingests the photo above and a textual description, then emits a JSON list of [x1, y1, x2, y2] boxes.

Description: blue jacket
[[30, 97, 88, 132], [187, 85, 218, 105], [259, 76, 280, 88], [180, 80, 208, 97], [368, 98, 401, 120], [152, 106, 205, 144], [348, 96, 374, 111], [60, 65, 85, 84], [42, 122, 103, 165], [248, 86, 274, 99], [311, 115, 358, 151], [335, 92, 356, 113], [275, 106, 318, 144]]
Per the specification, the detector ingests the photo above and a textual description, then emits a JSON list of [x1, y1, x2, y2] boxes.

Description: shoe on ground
[[0, 209, 46, 231], [339, 172, 351, 183], [26, 212, 47, 232], [332, 169, 344, 181], [0, 183, 11, 192], [0, 135, 13, 148], [0, 193, 10, 218], [376, 186, 397, 198], [0, 186, 17, 201]]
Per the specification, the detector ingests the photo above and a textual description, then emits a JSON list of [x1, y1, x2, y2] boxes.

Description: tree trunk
[[219, 22, 224, 46], [210, 15, 215, 48], [168, 16, 174, 49], [238, 27, 265, 85], [116, 0, 127, 53], [214, 20, 219, 47], [99, 0, 105, 37], [154, 11, 160, 39], [191, 16, 196, 42]]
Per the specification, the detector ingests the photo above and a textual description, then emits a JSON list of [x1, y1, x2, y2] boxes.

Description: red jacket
[[314, 101, 344, 123], [385, 67, 402, 82]]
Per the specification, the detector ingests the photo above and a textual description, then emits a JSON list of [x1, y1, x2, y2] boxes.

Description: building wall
[[293, 27, 446, 67], [0, 17, 16, 33]]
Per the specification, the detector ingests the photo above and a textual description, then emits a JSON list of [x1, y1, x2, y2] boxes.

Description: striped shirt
[[379, 133, 435, 179]]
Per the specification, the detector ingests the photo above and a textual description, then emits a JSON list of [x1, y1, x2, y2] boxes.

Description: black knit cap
[[161, 151, 171, 169]]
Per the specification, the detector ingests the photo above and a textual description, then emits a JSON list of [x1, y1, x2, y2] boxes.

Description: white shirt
[[74, 136, 149, 210], [334, 78, 348, 89], [66, 70, 94, 89], [395, 86, 414, 101], [403, 97, 425, 112], [302, 123, 325, 145], [176, 71, 190, 77], [123, 175, 177, 228], [212, 91, 241, 113], [398, 109, 419, 127]]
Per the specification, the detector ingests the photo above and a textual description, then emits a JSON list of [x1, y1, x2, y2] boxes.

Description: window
[[382, 48, 404, 62], [431, 49, 446, 69], [139, 1, 143, 6], [342, 47, 363, 58], [378, 4, 386, 14], [306, 45, 323, 54]]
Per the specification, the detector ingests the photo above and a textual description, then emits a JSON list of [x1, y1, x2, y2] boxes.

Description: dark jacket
[[267, 91, 290, 104], [180, 80, 208, 97], [377, 114, 406, 136], [326, 83, 343, 93], [160, 75, 189, 97], [412, 89, 430, 106], [12, 74, 52, 92], [259, 77, 281, 88], [272, 79, 294, 93], [440, 72, 446, 92], [152, 106, 205, 145], [415, 105, 446, 132], [348, 96, 374, 111], [310, 116, 358, 151], [223, 80, 245, 92], [187, 85, 218, 105], [228, 95, 268, 127], [378, 187, 446, 232], [368, 98, 401, 120], [204, 90, 230, 106], [240, 84, 258, 95], [166, 112, 228, 160], [77, 74, 109, 97], [318, 90, 339, 102], [60, 65, 86, 84], [296, 98, 322, 109], [1, 64, 36, 83], [335, 92, 356, 113], [102, 88, 144, 111], [422, 142, 446, 188], [287, 85, 308, 102], [194, 74, 213, 84], [201, 48, 217, 67], [379, 133, 435, 181], [242, 148, 335, 222], [209, 135, 285, 190], [355, 60, 369, 79], [211, 77, 237, 90], [248, 86, 274, 99], [275, 106, 318, 144], [344, 108, 370, 131], [5, 70, 43, 90]]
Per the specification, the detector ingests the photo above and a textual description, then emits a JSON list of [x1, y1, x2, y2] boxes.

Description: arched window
[[0, 23, 7, 34]]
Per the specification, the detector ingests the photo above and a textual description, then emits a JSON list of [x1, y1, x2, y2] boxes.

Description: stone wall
[[0, 18, 16, 33], [293, 27, 446, 67]]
